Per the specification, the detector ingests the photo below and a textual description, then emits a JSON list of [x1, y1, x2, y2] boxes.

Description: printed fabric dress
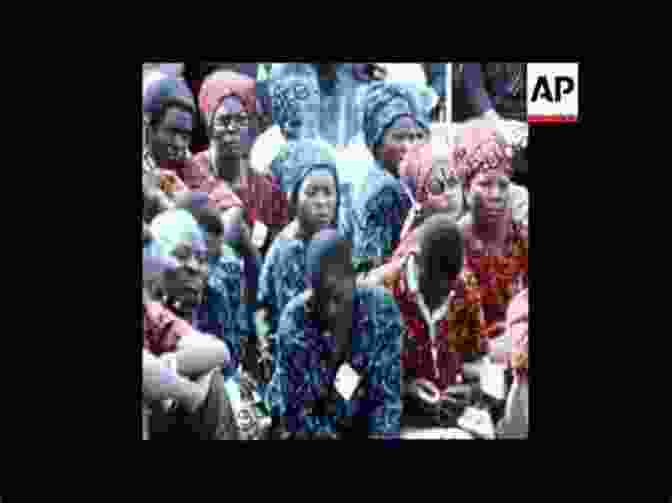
[[352, 166, 413, 273], [460, 218, 529, 337], [265, 286, 403, 438]]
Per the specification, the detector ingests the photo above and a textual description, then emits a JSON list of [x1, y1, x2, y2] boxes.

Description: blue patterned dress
[[265, 286, 403, 438], [352, 164, 413, 268], [196, 249, 250, 380], [257, 234, 309, 343]]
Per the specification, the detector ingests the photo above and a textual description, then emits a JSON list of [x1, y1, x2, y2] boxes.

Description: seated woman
[[143, 209, 238, 439], [363, 215, 487, 429], [454, 123, 528, 359], [265, 229, 403, 440], [257, 140, 341, 380], [351, 81, 434, 275]]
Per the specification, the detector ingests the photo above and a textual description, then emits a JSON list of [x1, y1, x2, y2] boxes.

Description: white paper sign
[[334, 363, 361, 401], [251, 221, 269, 249], [458, 407, 495, 440], [481, 358, 507, 401]]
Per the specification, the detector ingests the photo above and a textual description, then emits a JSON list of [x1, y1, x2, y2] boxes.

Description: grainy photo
[[142, 62, 529, 440]]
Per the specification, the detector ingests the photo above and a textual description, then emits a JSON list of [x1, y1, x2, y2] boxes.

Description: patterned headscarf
[[269, 73, 320, 139], [399, 142, 460, 205], [143, 73, 195, 117], [198, 70, 258, 133], [148, 209, 207, 263], [271, 138, 339, 198], [453, 121, 514, 188], [305, 228, 351, 291], [361, 81, 432, 151]]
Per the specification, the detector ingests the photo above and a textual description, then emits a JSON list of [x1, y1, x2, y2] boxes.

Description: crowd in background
[[142, 62, 529, 440]]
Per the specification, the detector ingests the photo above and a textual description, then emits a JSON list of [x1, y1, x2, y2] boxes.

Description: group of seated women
[[141, 62, 530, 440]]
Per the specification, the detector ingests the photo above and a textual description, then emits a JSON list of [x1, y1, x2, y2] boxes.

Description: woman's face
[[424, 160, 464, 216], [296, 169, 338, 235], [210, 96, 257, 162], [377, 119, 429, 176], [161, 238, 209, 314], [468, 171, 512, 223]]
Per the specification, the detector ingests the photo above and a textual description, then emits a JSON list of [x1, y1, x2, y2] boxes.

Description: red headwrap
[[198, 70, 258, 131], [399, 142, 459, 205], [453, 123, 514, 188]]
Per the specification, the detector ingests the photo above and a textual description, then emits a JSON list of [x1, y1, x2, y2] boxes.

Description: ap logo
[[527, 63, 579, 123]]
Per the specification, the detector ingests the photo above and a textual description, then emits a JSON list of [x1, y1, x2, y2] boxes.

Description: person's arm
[[365, 291, 403, 439]]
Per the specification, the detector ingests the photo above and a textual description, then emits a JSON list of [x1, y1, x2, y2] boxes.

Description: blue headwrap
[[143, 74, 195, 117], [361, 81, 432, 151], [147, 209, 207, 263], [269, 72, 320, 140], [271, 138, 339, 201], [305, 228, 351, 290]]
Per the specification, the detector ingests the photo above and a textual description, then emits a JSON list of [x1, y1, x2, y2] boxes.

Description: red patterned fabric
[[508, 289, 529, 381], [143, 300, 197, 356], [460, 219, 529, 336], [387, 253, 487, 391], [187, 151, 289, 228]]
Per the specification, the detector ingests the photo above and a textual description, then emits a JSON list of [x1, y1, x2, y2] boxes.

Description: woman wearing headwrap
[[265, 230, 403, 439], [142, 72, 196, 222], [143, 209, 238, 439], [186, 70, 290, 253], [455, 123, 529, 347], [256, 140, 341, 382], [351, 81, 433, 274]]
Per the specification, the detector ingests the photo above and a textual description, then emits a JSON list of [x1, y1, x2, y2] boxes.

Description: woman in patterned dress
[[256, 140, 342, 382], [265, 229, 403, 439], [351, 81, 434, 275]]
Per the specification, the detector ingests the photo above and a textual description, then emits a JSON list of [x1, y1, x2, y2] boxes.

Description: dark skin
[[160, 240, 209, 320], [147, 106, 194, 165], [374, 124, 429, 178]]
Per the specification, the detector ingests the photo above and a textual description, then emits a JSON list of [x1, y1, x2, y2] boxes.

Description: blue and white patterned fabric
[[269, 70, 321, 141], [265, 286, 403, 438], [195, 245, 250, 380], [257, 236, 309, 341], [361, 81, 432, 152], [352, 164, 414, 262]]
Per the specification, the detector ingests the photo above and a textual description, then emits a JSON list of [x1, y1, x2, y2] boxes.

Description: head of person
[[175, 191, 226, 263], [270, 73, 320, 140], [148, 209, 209, 318], [454, 121, 515, 224], [362, 82, 432, 177], [143, 73, 196, 165], [399, 142, 464, 221], [415, 214, 464, 302], [305, 229, 356, 333], [282, 139, 340, 236], [199, 70, 261, 166]]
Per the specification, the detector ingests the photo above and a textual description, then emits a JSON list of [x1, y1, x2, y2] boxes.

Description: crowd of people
[[142, 62, 530, 440]]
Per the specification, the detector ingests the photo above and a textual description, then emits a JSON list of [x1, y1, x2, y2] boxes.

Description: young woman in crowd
[[351, 81, 434, 274], [256, 140, 341, 382], [454, 124, 528, 346], [143, 209, 238, 439], [265, 229, 403, 439]]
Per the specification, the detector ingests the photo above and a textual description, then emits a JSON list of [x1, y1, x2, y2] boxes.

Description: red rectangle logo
[[528, 115, 578, 124]]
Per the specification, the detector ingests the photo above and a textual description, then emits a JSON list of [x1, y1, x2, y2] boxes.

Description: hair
[[147, 95, 196, 129], [416, 214, 464, 280]]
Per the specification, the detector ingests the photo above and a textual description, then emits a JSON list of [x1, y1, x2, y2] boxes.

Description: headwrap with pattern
[[453, 122, 514, 188], [399, 142, 461, 206], [271, 138, 339, 199], [198, 70, 258, 134], [269, 72, 320, 139], [361, 81, 433, 151]]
